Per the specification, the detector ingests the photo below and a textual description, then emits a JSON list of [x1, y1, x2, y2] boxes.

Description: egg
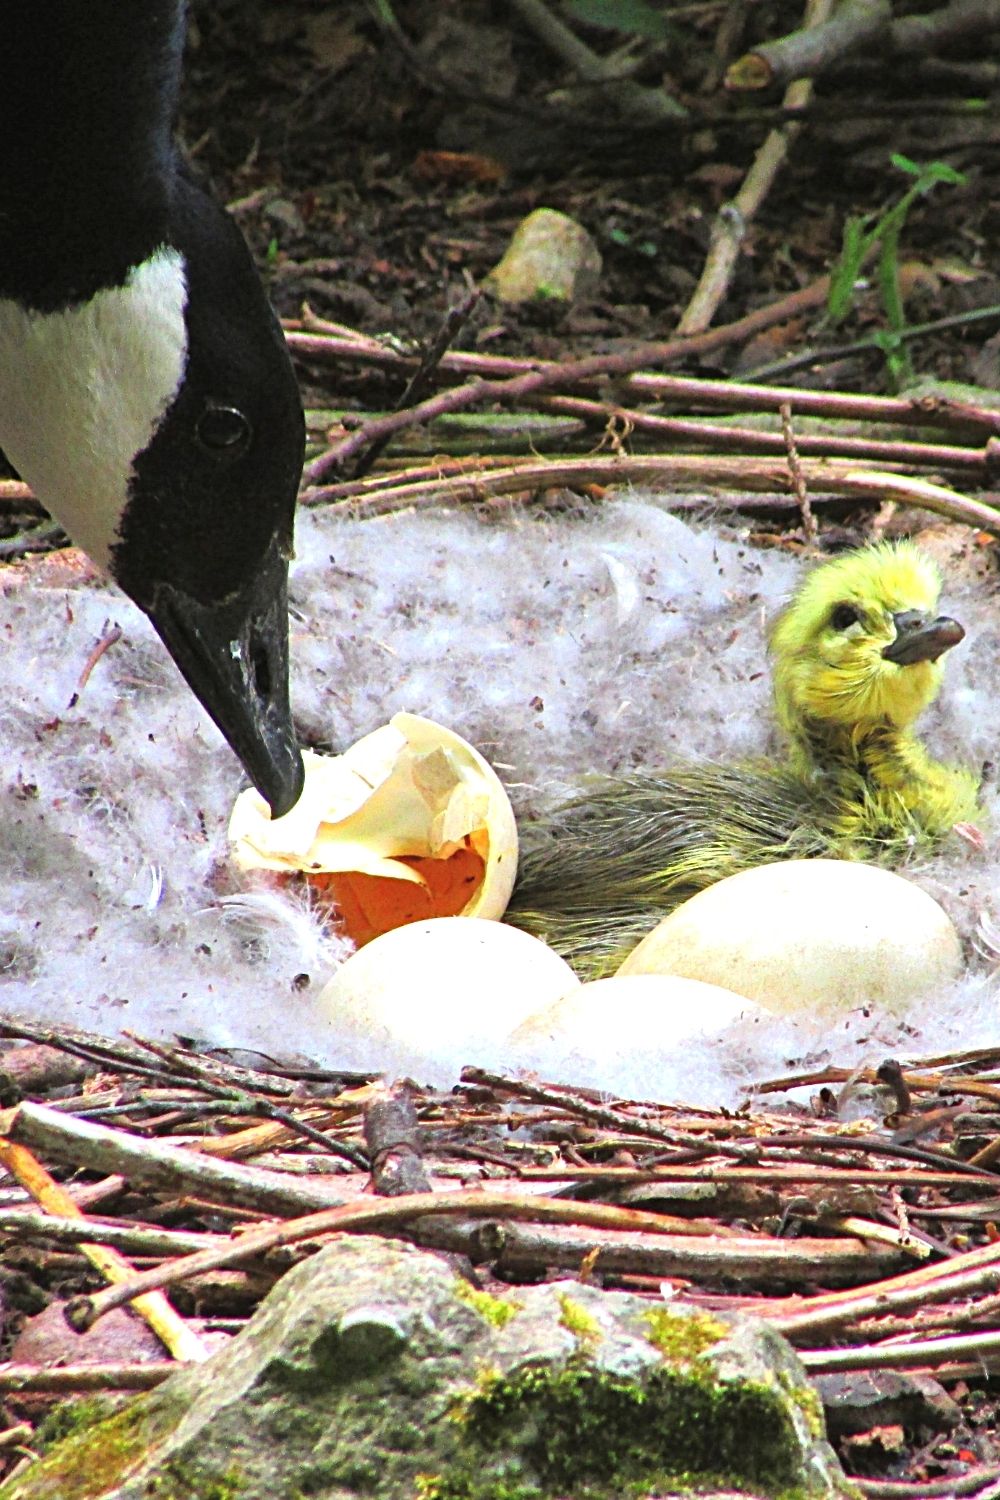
[[617, 858, 963, 1016], [228, 713, 518, 946], [316, 916, 580, 1083], [508, 974, 767, 1103]]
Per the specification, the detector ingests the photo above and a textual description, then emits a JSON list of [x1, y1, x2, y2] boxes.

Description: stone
[[1, 1238, 859, 1500], [814, 1370, 961, 1437], [484, 208, 602, 305]]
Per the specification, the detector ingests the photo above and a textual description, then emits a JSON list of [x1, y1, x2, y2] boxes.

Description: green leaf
[[564, 0, 671, 40], [827, 215, 868, 324], [891, 154, 966, 191]]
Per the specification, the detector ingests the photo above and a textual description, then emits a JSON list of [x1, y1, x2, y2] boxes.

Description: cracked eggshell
[[508, 974, 767, 1102], [228, 713, 518, 946], [317, 916, 580, 1083], [618, 858, 963, 1016]]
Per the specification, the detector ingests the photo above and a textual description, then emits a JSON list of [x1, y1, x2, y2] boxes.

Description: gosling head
[[769, 541, 965, 741]]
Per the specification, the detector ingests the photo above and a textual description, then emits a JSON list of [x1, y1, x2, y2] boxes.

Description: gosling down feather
[[506, 541, 981, 978]]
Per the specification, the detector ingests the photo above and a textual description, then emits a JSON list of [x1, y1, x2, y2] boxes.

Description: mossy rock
[[0, 1237, 859, 1500]]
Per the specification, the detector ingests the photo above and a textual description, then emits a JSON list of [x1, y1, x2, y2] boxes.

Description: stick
[[0, 1137, 208, 1364]]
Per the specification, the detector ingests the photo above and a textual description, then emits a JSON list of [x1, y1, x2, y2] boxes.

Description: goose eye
[[196, 405, 252, 455], [830, 603, 860, 631]]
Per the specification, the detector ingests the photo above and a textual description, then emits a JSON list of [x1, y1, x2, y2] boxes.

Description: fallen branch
[[66, 1187, 890, 1331], [680, 0, 834, 333], [0, 1363, 174, 1394], [5, 1101, 349, 1217], [302, 452, 1000, 536], [727, 0, 892, 90]]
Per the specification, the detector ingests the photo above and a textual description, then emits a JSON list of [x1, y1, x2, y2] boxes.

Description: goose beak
[[147, 538, 304, 818], [882, 610, 965, 666]]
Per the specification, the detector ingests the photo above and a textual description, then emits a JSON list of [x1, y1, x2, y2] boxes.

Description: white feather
[[0, 500, 993, 1102]]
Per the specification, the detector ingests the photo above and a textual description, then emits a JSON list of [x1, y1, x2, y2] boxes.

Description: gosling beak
[[882, 610, 965, 666]]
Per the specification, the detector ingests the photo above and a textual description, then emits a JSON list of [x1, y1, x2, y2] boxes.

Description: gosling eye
[[830, 603, 861, 632]]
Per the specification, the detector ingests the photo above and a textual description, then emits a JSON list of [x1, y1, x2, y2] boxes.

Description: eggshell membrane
[[618, 858, 963, 1016], [317, 916, 580, 1081], [228, 713, 518, 945]]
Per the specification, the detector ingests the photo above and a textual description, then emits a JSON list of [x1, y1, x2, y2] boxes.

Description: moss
[[145, 1462, 246, 1500], [0, 1393, 247, 1500], [0, 1393, 179, 1500], [643, 1306, 728, 1362], [434, 1355, 807, 1499], [31, 1397, 121, 1453], [556, 1294, 602, 1351], [789, 1375, 826, 1440], [453, 1278, 522, 1329]]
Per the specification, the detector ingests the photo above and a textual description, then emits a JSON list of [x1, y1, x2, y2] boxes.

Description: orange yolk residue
[[306, 839, 486, 947]]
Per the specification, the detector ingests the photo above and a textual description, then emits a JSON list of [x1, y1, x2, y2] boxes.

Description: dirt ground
[[181, 0, 1000, 401]]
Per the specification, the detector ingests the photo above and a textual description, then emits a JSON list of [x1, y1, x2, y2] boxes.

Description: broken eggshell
[[228, 713, 518, 947]]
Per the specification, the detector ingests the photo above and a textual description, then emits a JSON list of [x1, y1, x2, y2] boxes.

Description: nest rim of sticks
[[2, 1019, 1000, 1493]]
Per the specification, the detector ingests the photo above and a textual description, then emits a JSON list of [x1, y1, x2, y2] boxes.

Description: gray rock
[[2, 1237, 860, 1500], [814, 1369, 961, 1437]]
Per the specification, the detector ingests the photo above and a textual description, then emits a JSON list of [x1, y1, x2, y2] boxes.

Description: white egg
[[317, 916, 579, 1084], [618, 859, 963, 1016], [508, 974, 767, 1103]]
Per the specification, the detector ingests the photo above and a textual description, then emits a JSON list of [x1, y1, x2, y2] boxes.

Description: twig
[[68, 1189, 897, 1330], [742, 303, 1000, 382], [288, 311, 1000, 436], [678, 0, 834, 334], [508, 0, 686, 121], [365, 1084, 432, 1197], [303, 278, 834, 480], [517, 1166, 997, 1189], [780, 401, 818, 540], [858, 1463, 1000, 1498], [5, 1101, 349, 1217], [302, 452, 1000, 537], [534, 394, 990, 471], [0, 1364, 174, 1394], [119, 1032, 370, 1169], [800, 1326, 1000, 1372], [769, 1239, 1000, 1338], [347, 290, 481, 479], [825, 1215, 930, 1259], [891, 0, 1000, 53], [410, 1213, 900, 1286], [0, 521, 65, 561], [460, 1067, 750, 1156], [0, 1206, 221, 1257], [0, 1135, 209, 1364], [67, 622, 122, 709]]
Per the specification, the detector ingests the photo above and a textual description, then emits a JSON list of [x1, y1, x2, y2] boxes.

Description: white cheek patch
[[0, 247, 189, 568]]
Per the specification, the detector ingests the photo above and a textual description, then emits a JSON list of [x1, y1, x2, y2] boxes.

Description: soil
[[181, 0, 1000, 404]]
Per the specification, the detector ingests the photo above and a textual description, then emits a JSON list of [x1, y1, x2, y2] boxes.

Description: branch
[[727, 0, 892, 90], [678, 0, 835, 334]]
